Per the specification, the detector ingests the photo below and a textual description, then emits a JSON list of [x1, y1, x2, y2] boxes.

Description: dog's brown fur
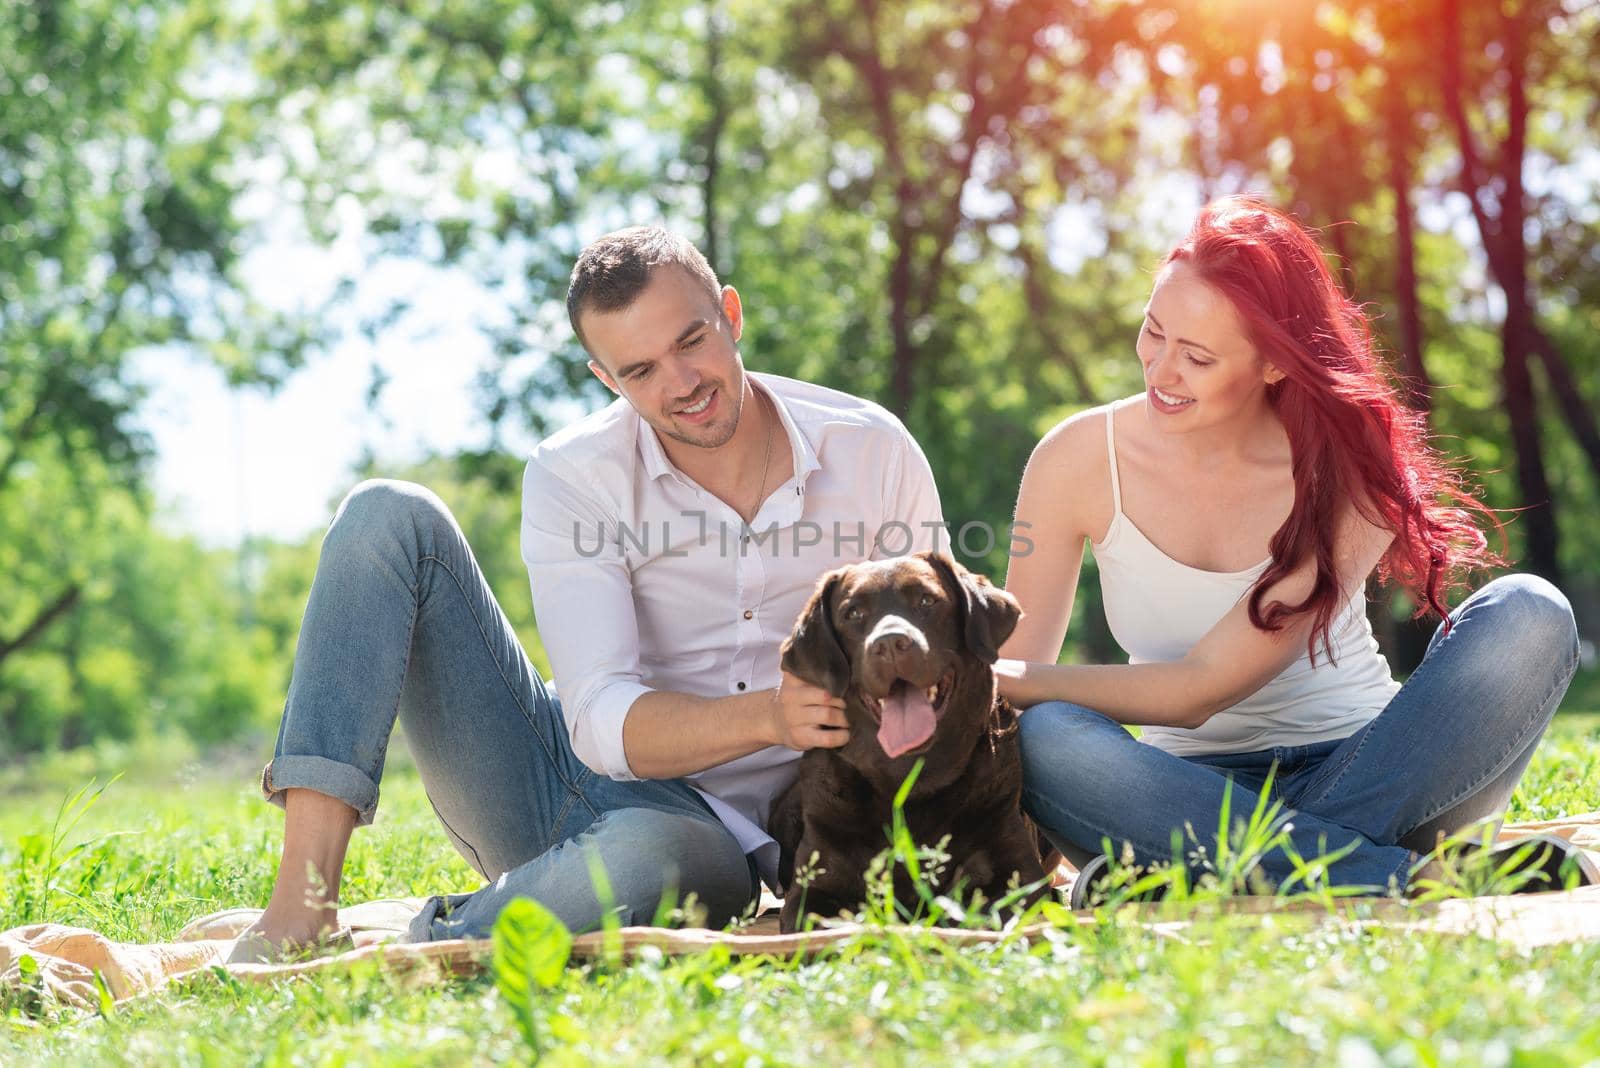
[[770, 551, 1056, 932]]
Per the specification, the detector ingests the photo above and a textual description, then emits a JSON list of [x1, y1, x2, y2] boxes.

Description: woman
[[997, 195, 1585, 902]]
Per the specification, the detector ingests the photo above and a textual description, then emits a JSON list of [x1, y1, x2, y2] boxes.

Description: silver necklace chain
[[748, 391, 774, 520]]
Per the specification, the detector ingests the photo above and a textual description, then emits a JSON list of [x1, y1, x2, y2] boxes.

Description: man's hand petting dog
[[767, 671, 851, 751]]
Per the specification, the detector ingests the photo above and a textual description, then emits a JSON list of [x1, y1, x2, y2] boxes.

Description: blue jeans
[[1019, 575, 1581, 893], [260, 481, 759, 940]]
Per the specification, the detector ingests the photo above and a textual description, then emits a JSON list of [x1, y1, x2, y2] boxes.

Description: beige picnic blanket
[[7, 812, 1600, 1011]]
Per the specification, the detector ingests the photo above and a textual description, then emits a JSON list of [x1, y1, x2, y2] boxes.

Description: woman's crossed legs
[[1020, 575, 1580, 893]]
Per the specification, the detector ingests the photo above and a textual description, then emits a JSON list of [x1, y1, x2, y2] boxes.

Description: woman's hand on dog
[[768, 670, 850, 751]]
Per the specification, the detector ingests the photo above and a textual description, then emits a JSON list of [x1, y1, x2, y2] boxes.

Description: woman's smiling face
[[1136, 260, 1283, 432]]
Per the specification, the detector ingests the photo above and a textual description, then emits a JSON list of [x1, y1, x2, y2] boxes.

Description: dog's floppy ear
[[780, 569, 850, 696], [923, 551, 1022, 664]]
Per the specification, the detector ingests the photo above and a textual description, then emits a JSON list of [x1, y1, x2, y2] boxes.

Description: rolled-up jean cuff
[[261, 755, 381, 826], [404, 892, 476, 943]]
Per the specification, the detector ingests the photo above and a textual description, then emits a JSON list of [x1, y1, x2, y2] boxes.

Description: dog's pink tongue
[[877, 681, 937, 758]]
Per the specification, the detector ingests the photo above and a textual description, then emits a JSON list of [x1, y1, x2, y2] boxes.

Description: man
[[230, 227, 943, 960]]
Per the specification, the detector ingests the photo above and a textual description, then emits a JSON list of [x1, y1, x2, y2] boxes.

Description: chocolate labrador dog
[[769, 550, 1054, 932]]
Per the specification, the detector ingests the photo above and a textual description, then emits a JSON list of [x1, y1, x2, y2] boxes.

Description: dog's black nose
[[869, 632, 913, 659]]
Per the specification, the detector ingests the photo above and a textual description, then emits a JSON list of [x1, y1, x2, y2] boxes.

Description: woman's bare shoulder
[[1028, 396, 1143, 480], [1018, 398, 1139, 538], [1032, 402, 1102, 459]]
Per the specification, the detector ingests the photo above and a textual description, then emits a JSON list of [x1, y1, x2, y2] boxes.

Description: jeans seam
[[1399, 648, 1579, 839], [417, 553, 580, 797], [550, 790, 578, 841], [1293, 723, 1376, 811], [1270, 748, 1304, 800], [569, 768, 601, 822], [551, 775, 594, 837], [428, 795, 488, 877], [366, 557, 423, 794]]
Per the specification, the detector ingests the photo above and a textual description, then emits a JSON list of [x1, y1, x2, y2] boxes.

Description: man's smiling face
[[581, 264, 748, 451]]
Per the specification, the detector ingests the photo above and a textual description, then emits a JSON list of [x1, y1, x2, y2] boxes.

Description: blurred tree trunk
[[851, 12, 941, 419], [798, 0, 1048, 417], [1441, 0, 1559, 580], [1383, 67, 1431, 413], [59, 600, 87, 750], [699, 5, 729, 274], [1529, 330, 1600, 478], [1017, 240, 1098, 404], [1367, 70, 1431, 668], [0, 585, 80, 672]]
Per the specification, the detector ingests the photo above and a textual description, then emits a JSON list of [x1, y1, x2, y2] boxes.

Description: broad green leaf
[[492, 897, 573, 990]]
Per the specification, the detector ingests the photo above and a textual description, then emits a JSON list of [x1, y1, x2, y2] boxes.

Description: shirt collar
[[758, 372, 822, 489], [635, 407, 677, 483]]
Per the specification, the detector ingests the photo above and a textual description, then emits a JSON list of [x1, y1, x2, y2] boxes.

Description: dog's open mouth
[[865, 672, 954, 759]]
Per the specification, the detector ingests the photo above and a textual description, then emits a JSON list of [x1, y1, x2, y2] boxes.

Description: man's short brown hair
[[566, 227, 721, 352]]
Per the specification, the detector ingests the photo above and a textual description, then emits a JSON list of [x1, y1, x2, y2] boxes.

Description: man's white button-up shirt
[[521, 372, 944, 888]]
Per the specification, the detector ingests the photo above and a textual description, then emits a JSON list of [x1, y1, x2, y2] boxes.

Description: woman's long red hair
[[1166, 196, 1501, 661]]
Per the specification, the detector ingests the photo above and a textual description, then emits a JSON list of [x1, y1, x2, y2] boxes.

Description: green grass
[[4, 709, 1599, 1065]]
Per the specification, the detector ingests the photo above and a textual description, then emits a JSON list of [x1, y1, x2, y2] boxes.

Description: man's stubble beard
[[659, 364, 746, 451]]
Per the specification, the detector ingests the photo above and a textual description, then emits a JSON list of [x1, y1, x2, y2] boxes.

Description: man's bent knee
[[331, 479, 453, 540]]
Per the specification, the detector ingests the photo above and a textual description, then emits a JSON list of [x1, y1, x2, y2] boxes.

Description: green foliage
[[492, 897, 574, 1058], [3, 0, 1598, 753], [0, 0, 321, 480], [0, 449, 296, 757], [0, 0, 322, 754], [210, 0, 1600, 645], [11, 776, 127, 926], [2, 717, 1600, 1060]]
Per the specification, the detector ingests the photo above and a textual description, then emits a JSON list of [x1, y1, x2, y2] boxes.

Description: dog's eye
[[918, 593, 936, 609], [844, 605, 864, 622]]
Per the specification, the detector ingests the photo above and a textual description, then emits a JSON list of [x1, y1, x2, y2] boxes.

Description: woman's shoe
[[1411, 833, 1599, 897], [1068, 855, 1111, 910], [1067, 855, 1177, 909], [1478, 834, 1600, 893]]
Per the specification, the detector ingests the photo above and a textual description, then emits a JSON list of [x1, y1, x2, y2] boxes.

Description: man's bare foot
[[225, 910, 353, 964], [228, 788, 363, 964]]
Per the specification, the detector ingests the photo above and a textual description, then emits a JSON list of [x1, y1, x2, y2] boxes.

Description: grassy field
[[4, 699, 1599, 1065]]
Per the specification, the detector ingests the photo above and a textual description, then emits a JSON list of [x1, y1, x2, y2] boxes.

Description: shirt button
[[743, 609, 754, 620], [737, 682, 747, 691]]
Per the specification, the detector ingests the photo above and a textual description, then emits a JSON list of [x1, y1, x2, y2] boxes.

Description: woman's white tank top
[[1091, 409, 1400, 756]]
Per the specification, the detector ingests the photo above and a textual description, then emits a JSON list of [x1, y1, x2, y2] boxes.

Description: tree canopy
[[3, 0, 1597, 755]]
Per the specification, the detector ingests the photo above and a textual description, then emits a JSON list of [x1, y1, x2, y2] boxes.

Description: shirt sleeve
[[875, 426, 947, 559], [521, 455, 647, 781]]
